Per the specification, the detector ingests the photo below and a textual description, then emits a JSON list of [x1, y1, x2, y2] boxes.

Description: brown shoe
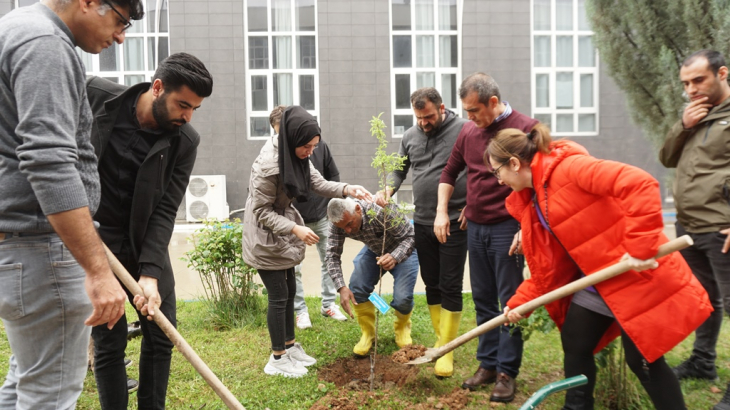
[[490, 372, 516, 403], [461, 367, 497, 390]]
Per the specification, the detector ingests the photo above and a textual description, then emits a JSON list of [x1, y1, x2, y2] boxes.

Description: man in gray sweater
[[0, 0, 142, 407], [375, 87, 467, 378]]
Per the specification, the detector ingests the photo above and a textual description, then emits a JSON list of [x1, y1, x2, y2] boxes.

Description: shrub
[[182, 219, 265, 330]]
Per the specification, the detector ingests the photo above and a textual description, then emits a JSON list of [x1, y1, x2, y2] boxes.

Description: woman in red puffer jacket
[[486, 123, 711, 410]]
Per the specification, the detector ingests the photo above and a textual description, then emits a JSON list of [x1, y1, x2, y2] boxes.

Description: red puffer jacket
[[505, 140, 711, 363]]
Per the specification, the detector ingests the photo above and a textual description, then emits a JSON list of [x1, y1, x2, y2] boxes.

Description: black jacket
[[86, 77, 200, 297]]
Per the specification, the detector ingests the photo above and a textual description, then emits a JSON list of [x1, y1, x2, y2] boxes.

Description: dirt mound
[[392, 344, 427, 363], [413, 387, 470, 409], [318, 354, 419, 390]]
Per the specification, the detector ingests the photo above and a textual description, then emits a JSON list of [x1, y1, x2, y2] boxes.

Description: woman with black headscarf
[[242, 106, 372, 378]]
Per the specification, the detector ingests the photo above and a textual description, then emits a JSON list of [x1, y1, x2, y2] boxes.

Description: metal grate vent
[[188, 178, 209, 197], [188, 200, 209, 220]]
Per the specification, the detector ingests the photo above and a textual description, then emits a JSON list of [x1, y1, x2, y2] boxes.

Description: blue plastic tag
[[368, 293, 390, 314]]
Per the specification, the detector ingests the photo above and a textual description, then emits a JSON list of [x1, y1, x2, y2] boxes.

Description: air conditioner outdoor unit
[[185, 175, 229, 222]]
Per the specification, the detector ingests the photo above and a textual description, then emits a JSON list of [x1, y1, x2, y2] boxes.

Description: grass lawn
[[0, 294, 727, 409]]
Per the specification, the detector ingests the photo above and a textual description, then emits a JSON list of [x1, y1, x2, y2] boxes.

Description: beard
[[419, 116, 443, 137], [152, 92, 186, 131]]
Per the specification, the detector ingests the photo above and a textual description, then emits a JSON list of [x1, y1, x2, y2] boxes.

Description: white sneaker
[[263, 352, 308, 378], [296, 312, 312, 329], [287, 343, 317, 367], [321, 304, 347, 321]]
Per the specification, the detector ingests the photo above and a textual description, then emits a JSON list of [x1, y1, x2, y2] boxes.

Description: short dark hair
[[683, 49, 727, 76], [111, 0, 144, 21], [152, 52, 213, 97], [410, 87, 442, 110], [459, 72, 501, 105], [269, 105, 286, 128]]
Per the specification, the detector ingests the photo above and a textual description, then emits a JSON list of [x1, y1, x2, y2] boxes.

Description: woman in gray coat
[[242, 106, 371, 378]]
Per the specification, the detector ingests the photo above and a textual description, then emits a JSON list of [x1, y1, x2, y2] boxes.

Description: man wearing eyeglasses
[[0, 0, 142, 408], [87, 53, 213, 410], [436, 73, 537, 403]]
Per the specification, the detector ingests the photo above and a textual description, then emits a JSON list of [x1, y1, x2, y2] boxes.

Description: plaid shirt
[[325, 200, 415, 290]]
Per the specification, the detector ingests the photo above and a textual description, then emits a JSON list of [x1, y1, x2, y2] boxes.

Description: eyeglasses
[[103, 0, 133, 32], [491, 162, 507, 180]]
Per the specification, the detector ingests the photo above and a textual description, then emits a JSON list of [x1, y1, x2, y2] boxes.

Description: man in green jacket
[[659, 49, 730, 410]]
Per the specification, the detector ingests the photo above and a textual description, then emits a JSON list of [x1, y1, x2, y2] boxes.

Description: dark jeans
[[92, 250, 176, 410], [562, 303, 685, 410], [675, 222, 730, 366], [414, 222, 467, 311], [468, 218, 524, 378], [258, 268, 296, 351]]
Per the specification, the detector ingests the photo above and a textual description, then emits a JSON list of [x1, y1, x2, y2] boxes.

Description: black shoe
[[124, 358, 133, 368], [673, 356, 717, 380], [127, 377, 139, 394], [562, 389, 594, 410], [713, 383, 730, 410], [127, 321, 142, 340]]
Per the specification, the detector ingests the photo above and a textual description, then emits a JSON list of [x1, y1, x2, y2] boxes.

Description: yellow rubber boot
[[428, 304, 442, 348], [434, 308, 462, 378], [353, 301, 376, 356], [393, 310, 413, 347]]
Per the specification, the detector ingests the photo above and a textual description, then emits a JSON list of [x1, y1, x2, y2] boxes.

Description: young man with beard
[[86, 52, 213, 410], [374, 88, 467, 378], [660, 49, 730, 410]]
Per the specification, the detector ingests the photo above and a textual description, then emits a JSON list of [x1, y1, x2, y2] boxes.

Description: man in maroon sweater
[[436, 72, 537, 403]]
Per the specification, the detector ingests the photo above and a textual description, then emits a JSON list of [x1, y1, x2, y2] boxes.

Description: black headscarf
[[278, 106, 321, 201]]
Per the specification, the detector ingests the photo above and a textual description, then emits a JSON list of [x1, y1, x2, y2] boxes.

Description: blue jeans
[[468, 219, 524, 378], [0, 233, 92, 409], [349, 246, 419, 314], [294, 217, 337, 313]]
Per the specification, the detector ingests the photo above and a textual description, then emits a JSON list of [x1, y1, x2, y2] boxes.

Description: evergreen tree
[[586, 0, 730, 147]]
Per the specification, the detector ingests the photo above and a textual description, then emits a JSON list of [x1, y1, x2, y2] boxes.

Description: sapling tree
[[366, 113, 408, 391]]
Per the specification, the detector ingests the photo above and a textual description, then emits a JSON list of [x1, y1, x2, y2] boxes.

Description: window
[[390, 0, 461, 137], [245, 0, 319, 139], [14, 0, 170, 86], [531, 0, 598, 136]]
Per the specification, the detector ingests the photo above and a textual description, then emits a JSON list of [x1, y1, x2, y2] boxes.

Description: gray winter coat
[[242, 136, 347, 270]]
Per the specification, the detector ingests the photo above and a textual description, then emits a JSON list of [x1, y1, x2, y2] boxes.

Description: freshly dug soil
[[392, 344, 428, 364], [317, 354, 419, 390], [313, 355, 473, 409]]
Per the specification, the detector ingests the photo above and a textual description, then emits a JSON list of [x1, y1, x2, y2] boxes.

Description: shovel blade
[[405, 348, 440, 365]]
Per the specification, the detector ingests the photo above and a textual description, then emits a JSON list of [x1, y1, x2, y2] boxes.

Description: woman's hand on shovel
[[503, 306, 523, 324]]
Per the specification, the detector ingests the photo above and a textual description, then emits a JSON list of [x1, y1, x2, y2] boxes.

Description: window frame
[[244, 0, 320, 141], [530, 0, 599, 137], [389, 0, 463, 139], [14, 0, 171, 86]]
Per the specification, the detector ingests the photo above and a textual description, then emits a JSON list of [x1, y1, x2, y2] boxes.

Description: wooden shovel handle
[[103, 244, 245, 410], [433, 235, 694, 359]]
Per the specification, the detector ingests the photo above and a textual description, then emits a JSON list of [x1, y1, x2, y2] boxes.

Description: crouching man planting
[[325, 198, 419, 356]]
